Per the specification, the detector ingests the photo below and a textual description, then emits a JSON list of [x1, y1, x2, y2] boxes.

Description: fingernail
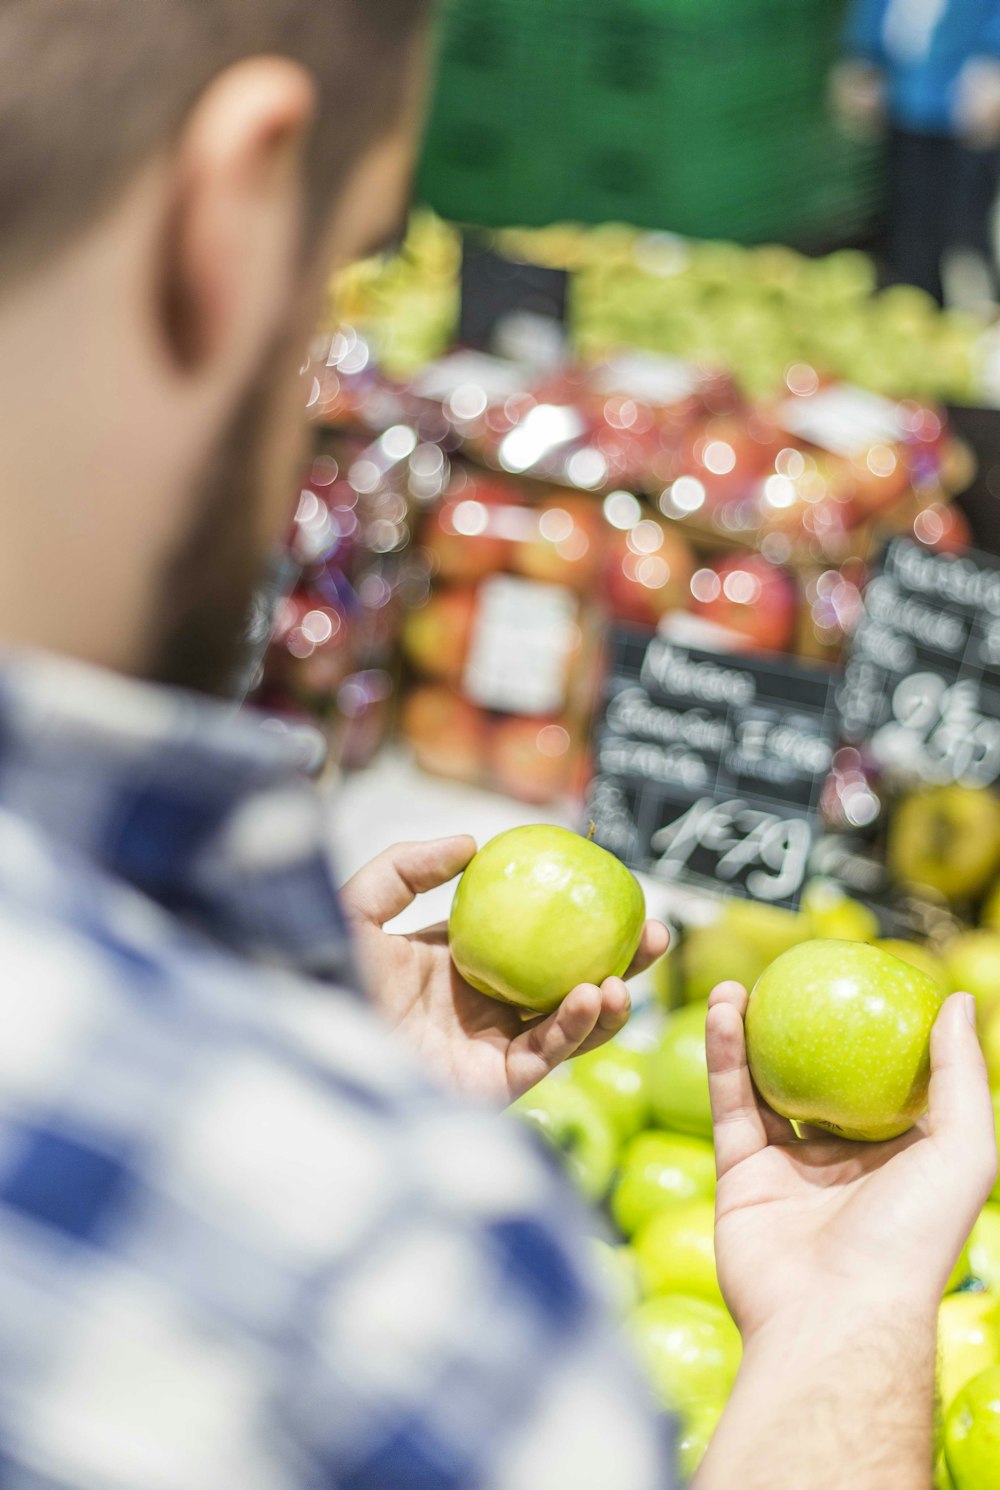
[[965, 993, 978, 1028]]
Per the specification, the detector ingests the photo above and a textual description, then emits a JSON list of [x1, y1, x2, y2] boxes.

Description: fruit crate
[[417, 0, 881, 244]]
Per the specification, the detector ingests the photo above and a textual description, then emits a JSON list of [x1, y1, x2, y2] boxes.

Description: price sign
[[840, 539, 1000, 787], [588, 629, 838, 908]]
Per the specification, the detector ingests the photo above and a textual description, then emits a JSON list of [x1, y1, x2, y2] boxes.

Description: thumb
[[341, 836, 477, 928], [927, 992, 997, 1198]]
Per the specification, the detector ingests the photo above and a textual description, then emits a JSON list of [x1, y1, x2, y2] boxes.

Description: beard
[[146, 353, 297, 700]]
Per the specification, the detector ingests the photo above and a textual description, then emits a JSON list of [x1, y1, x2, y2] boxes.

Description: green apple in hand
[[570, 1041, 650, 1141], [633, 1198, 721, 1302], [938, 1293, 1000, 1410], [511, 1077, 617, 1201], [970, 1206, 1000, 1291], [876, 938, 948, 993], [627, 1293, 741, 1414], [945, 1363, 1000, 1488], [650, 1001, 713, 1139], [745, 940, 941, 1141], [448, 825, 645, 1014], [611, 1131, 716, 1237]]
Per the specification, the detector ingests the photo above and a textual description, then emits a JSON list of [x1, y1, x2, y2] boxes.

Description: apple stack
[[516, 865, 1000, 1489]]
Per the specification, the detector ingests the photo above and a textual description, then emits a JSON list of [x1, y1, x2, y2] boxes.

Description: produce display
[[331, 211, 987, 404], [511, 862, 1000, 1487]]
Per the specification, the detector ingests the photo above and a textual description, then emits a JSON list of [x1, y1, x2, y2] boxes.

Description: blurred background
[[247, 0, 1000, 939]]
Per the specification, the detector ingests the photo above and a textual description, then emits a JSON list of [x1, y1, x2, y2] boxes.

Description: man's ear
[[157, 56, 317, 378]]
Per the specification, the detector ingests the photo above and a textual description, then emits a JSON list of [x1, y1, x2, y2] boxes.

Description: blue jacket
[[845, 0, 1000, 133]]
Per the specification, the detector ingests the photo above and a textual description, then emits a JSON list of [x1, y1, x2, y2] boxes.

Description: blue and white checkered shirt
[[0, 653, 672, 1490]]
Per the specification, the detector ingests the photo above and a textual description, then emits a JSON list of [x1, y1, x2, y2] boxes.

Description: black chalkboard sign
[[839, 538, 1000, 787], [588, 628, 839, 909]]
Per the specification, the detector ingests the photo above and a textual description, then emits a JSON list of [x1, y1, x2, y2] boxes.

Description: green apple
[[587, 1238, 642, 1317], [945, 1363, 1000, 1488], [721, 897, 807, 964], [627, 1294, 741, 1414], [745, 940, 941, 1141], [970, 1207, 1000, 1291], [981, 881, 1000, 932], [889, 786, 1000, 904], [802, 880, 879, 943], [939, 1293, 1000, 1409], [982, 1011, 1000, 1089], [611, 1131, 716, 1237], [876, 938, 948, 993], [944, 933, 1000, 1025], [678, 924, 766, 1006], [650, 1001, 713, 1139], [676, 1398, 725, 1481], [448, 825, 646, 1014], [633, 1199, 720, 1302], [936, 1448, 956, 1490], [948, 1241, 974, 1294], [570, 1042, 650, 1142], [511, 1078, 617, 1202]]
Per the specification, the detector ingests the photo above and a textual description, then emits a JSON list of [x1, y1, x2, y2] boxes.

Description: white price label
[[776, 386, 905, 459], [463, 576, 578, 716], [594, 353, 698, 406], [412, 351, 527, 403]]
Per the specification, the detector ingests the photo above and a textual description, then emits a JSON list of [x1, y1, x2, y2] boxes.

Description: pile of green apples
[[513, 864, 1000, 1488], [329, 212, 986, 403]]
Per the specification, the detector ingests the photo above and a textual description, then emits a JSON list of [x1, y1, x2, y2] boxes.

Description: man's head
[[0, 0, 431, 693]]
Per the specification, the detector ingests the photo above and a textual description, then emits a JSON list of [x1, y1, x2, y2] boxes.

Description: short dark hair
[[0, 0, 430, 278]]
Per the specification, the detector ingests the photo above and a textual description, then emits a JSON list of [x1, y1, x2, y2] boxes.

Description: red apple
[[912, 500, 971, 554], [400, 685, 487, 781], [513, 494, 606, 590], [420, 478, 513, 583], [603, 519, 695, 627], [269, 590, 353, 702], [402, 587, 478, 684], [690, 552, 798, 653], [489, 716, 577, 803]]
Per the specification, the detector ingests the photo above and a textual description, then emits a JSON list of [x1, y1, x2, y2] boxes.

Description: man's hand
[[693, 980, 997, 1490], [706, 980, 997, 1340], [341, 835, 668, 1105]]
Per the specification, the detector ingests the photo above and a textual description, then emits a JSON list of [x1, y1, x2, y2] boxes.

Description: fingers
[[927, 991, 998, 1200], [624, 920, 670, 978], [341, 836, 477, 928], [506, 983, 605, 1099], [707, 981, 795, 1178]]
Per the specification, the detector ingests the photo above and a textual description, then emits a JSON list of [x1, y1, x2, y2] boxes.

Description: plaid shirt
[[0, 653, 673, 1490]]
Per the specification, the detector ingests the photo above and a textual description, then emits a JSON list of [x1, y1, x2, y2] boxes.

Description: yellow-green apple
[[981, 880, 1000, 932], [802, 880, 879, 942], [944, 932, 1000, 1025], [633, 1199, 721, 1301], [888, 785, 1000, 904], [650, 1001, 713, 1139], [627, 1294, 741, 1414], [676, 1398, 725, 1482], [745, 940, 941, 1141], [876, 938, 948, 992], [720, 896, 807, 963], [945, 1363, 1000, 1488], [970, 1207, 1000, 1292], [678, 924, 767, 1006], [938, 1293, 1000, 1410], [611, 1131, 716, 1237], [588, 1238, 642, 1316], [511, 1078, 617, 1201], [982, 1009, 1000, 1089], [449, 825, 646, 1014], [948, 1241, 974, 1294], [570, 1042, 651, 1142]]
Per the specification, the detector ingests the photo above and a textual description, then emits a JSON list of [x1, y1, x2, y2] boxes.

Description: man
[[0, 4, 993, 1488], [833, 0, 1000, 305]]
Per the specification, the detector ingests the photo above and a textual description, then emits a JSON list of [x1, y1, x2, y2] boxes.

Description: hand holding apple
[[706, 980, 996, 1346], [341, 834, 668, 1105]]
